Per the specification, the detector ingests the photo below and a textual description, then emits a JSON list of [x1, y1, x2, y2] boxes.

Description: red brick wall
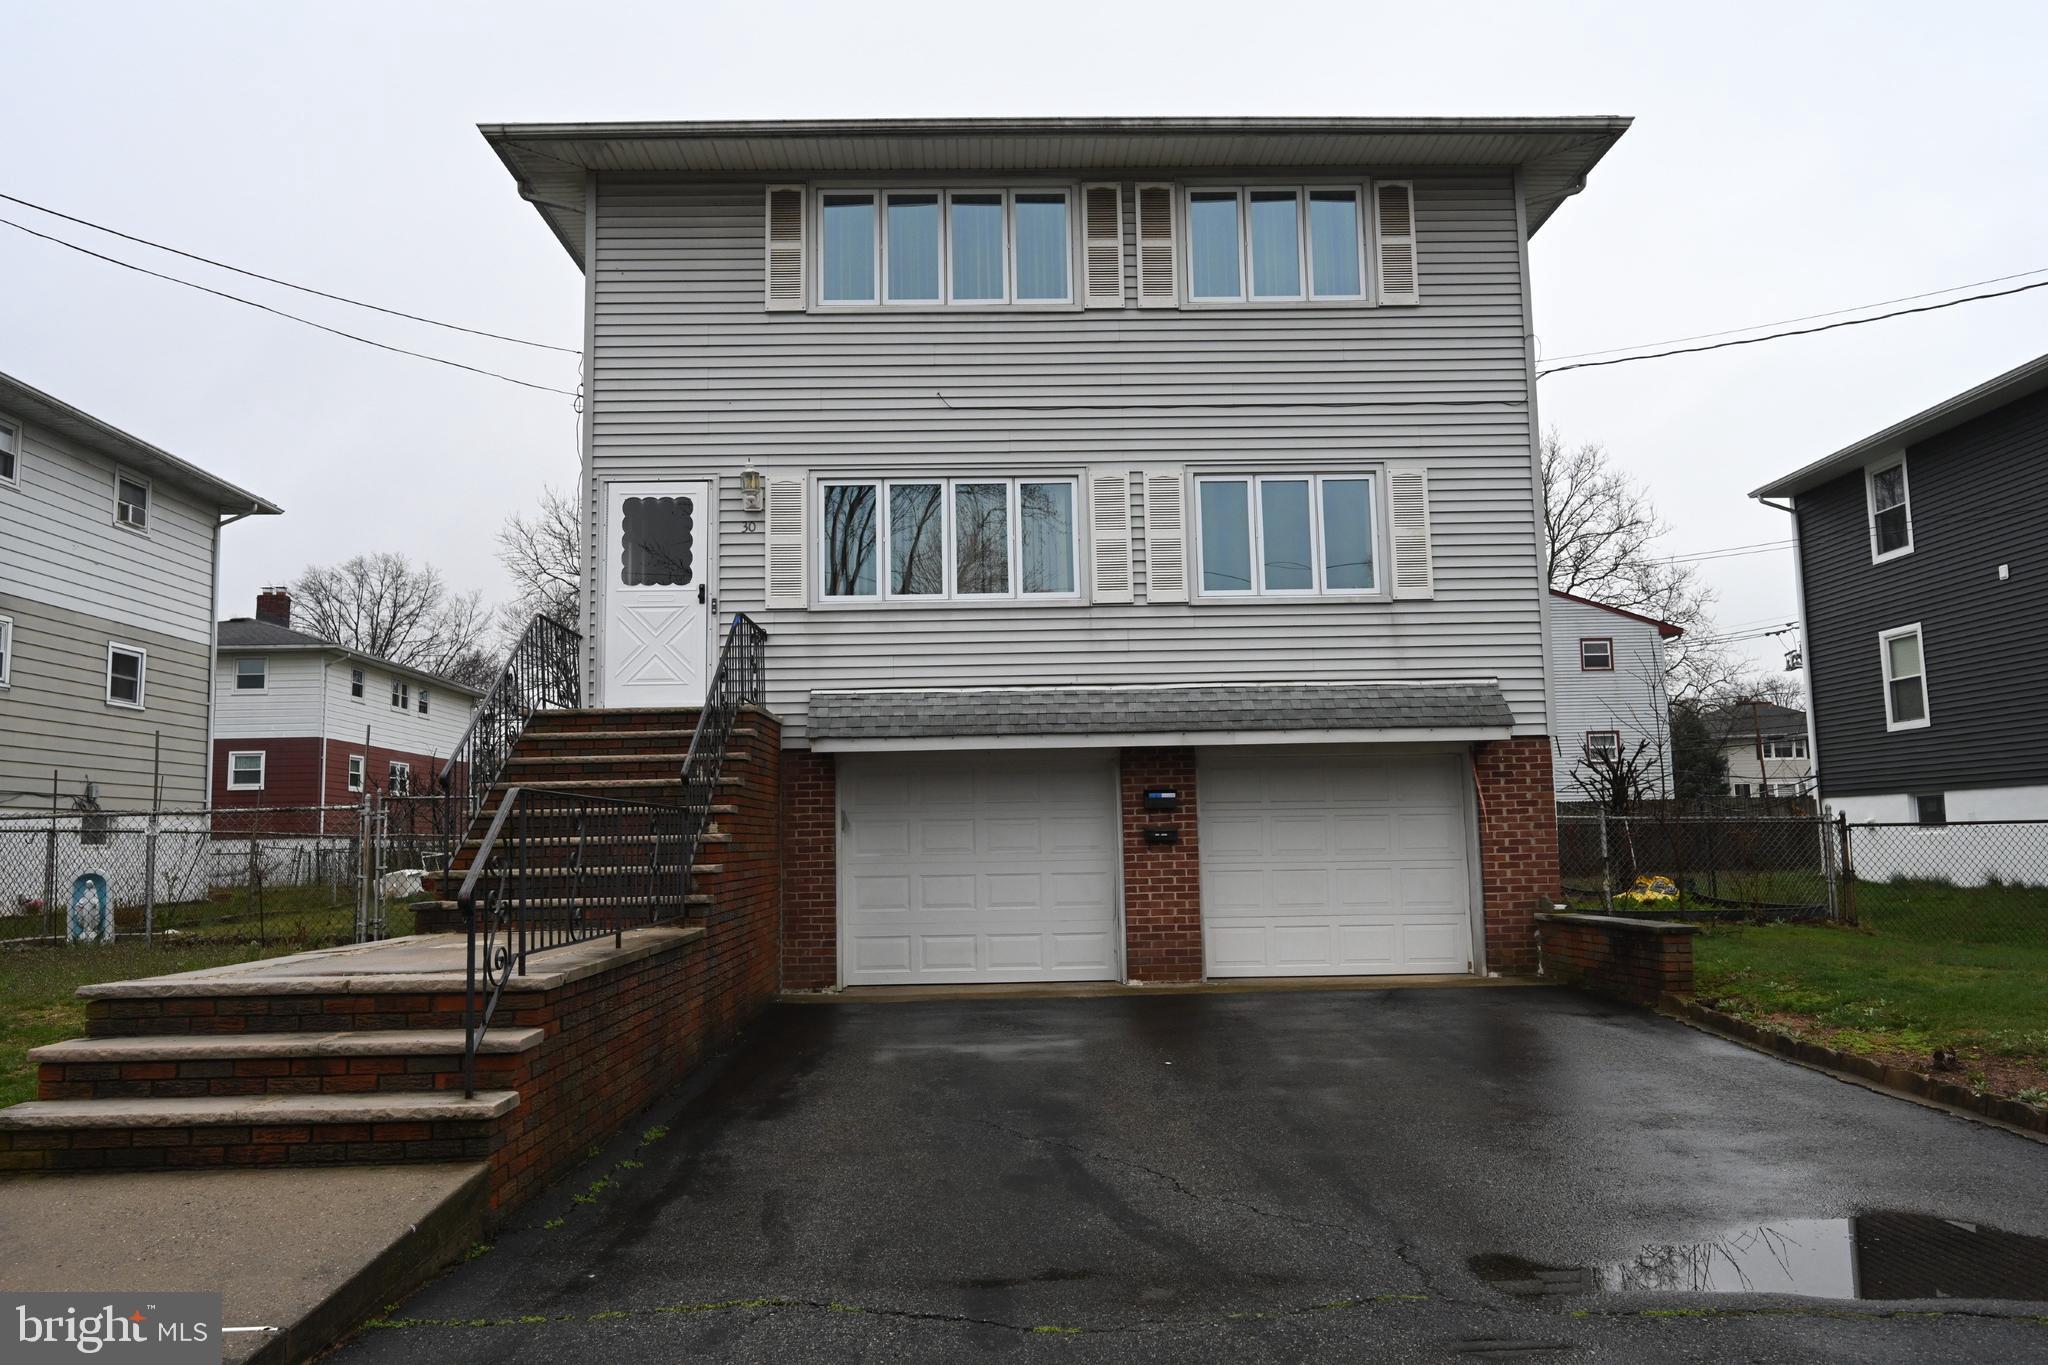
[[211, 738, 323, 809], [1472, 737, 1562, 975], [1119, 748, 1203, 983], [1536, 913, 1695, 1004], [780, 749, 838, 991]]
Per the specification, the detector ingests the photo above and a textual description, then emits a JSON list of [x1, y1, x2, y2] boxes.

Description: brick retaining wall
[[1536, 911, 1695, 1005]]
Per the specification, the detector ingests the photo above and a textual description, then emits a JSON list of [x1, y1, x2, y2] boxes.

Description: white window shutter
[[1374, 181, 1419, 306], [1135, 184, 1179, 307], [1082, 183, 1124, 308], [1141, 469, 1189, 603], [764, 475, 808, 608], [1086, 468, 1134, 603], [1387, 465, 1434, 599], [764, 186, 806, 311]]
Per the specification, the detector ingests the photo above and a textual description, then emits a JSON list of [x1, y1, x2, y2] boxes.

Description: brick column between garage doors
[[781, 749, 839, 991], [1471, 736, 1563, 976], [1119, 748, 1204, 983]]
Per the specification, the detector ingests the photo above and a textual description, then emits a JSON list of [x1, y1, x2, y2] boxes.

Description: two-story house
[[484, 115, 1630, 987], [1755, 350, 2048, 838], [1545, 589, 1681, 803], [1708, 700, 1813, 798], [211, 588, 482, 825], [0, 370, 278, 813]]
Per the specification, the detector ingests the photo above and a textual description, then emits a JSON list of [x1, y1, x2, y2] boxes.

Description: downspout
[[1757, 495, 1822, 802], [206, 506, 259, 807], [1513, 167, 1556, 769]]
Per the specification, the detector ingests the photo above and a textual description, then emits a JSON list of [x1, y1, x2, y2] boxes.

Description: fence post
[[143, 810, 159, 947], [1820, 814, 1839, 923], [1598, 811, 1614, 912], [43, 770, 58, 940], [1837, 813, 1857, 927]]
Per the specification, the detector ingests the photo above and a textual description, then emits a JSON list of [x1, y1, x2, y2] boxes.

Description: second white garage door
[[838, 752, 1120, 986], [1200, 752, 1476, 977]]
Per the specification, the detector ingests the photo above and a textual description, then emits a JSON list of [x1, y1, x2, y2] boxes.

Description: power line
[[1651, 539, 1797, 565], [1536, 278, 2048, 379], [1543, 264, 2048, 364], [0, 215, 579, 399], [0, 190, 578, 355]]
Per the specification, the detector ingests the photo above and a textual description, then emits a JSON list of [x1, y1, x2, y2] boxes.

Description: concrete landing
[[0, 1161, 488, 1364]]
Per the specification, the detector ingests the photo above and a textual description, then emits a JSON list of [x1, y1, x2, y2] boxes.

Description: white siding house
[[1545, 590, 1681, 801]]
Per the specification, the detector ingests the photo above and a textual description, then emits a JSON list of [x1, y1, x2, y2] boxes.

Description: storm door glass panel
[[822, 484, 878, 598], [1188, 192, 1242, 299], [1308, 190, 1363, 297], [950, 194, 1005, 301], [1020, 481, 1076, 594], [821, 194, 877, 303], [1321, 477, 1375, 589], [886, 194, 942, 302], [888, 483, 946, 596], [619, 496, 694, 586], [1248, 190, 1303, 298], [1199, 480, 1253, 592], [1259, 479, 1313, 591], [1013, 193, 1070, 301], [954, 483, 1011, 594], [1871, 462, 1909, 554]]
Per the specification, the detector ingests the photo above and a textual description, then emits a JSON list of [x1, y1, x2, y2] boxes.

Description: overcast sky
[[8, 0, 2046, 680]]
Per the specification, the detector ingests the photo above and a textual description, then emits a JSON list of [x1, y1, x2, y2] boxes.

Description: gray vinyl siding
[[1797, 385, 2048, 797], [584, 171, 1547, 743], [1545, 596, 1671, 798], [0, 593, 212, 809]]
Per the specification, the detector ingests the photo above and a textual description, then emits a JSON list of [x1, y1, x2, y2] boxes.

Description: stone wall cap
[[1536, 911, 1700, 935]]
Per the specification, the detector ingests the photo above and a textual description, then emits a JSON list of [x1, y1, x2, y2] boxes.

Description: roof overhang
[[1752, 349, 2048, 500], [1548, 589, 1684, 639], [480, 115, 1633, 269], [0, 372, 280, 517]]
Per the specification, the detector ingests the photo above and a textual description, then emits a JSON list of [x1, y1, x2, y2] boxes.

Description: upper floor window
[[1866, 456, 1911, 562], [391, 679, 410, 710], [1879, 623, 1929, 731], [0, 416, 17, 485], [235, 656, 267, 690], [1584, 730, 1622, 762], [418, 688, 430, 716], [1196, 474, 1378, 597], [1762, 737, 1807, 760], [1578, 638, 1614, 671], [820, 477, 1080, 601], [350, 668, 365, 699], [106, 643, 146, 708], [0, 615, 12, 686], [1187, 186, 1368, 303], [820, 189, 1072, 307], [115, 472, 150, 532]]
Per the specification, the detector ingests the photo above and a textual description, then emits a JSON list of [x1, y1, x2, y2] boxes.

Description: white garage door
[[1200, 752, 1475, 977], [839, 753, 1120, 986]]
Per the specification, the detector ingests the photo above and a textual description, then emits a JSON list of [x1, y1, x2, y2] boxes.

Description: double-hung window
[[0, 416, 17, 485], [1879, 623, 1929, 731], [227, 751, 266, 791], [1195, 474, 1379, 597], [0, 615, 11, 686], [350, 668, 365, 699], [1585, 730, 1622, 762], [235, 656, 267, 690], [1866, 456, 1912, 561], [1763, 738, 1807, 759], [115, 473, 150, 531], [1579, 639, 1614, 671], [1187, 186, 1369, 303], [347, 754, 365, 793], [819, 189, 1073, 306], [387, 761, 411, 795], [107, 643, 146, 708], [819, 477, 1080, 602], [418, 688, 430, 716], [391, 679, 409, 710]]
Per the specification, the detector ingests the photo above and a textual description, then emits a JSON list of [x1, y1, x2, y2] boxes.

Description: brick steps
[[33, 1029, 543, 1100]]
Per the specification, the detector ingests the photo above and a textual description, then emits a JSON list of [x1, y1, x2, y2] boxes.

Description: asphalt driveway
[[336, 986, 2048, 1363]]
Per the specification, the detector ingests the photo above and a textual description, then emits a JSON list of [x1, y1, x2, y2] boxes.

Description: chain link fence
[[1560, 812, 1840, 921], [1836, 820, 2048, 948], [0, 794, 457, 950]]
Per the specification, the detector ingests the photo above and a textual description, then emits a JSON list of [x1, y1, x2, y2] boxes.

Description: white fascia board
[[809, 726, 1514, 754]]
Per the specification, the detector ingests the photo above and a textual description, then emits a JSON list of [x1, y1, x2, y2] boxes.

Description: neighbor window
[[0, 616, 11, 686], [106, 643, 146, 708], [387, 761, 411, 794], [347, 754, 365, 793], [1762, 737, 1808, 759], [1915, 793, 1947, 825], [1196, 474, 1378, 596], [1879, 623, 1929, 730], [1579, 638, 1614, 671], [1866, 457, 1912, 561], [350, 668, 364, 699], [1585, 730, 1622, 762], [418, 688, 429, 716], [235, 656, 267, 690], [820, 189, 1072, 306], [1187, 186, 1369, 303], [819, 477, 1079, 601], [0, 416, 17, 484], [391, 679, 409, 710], [227, 751, 265, 790], [1733, 782, 1754, 798], [115, 473, 150, 531]]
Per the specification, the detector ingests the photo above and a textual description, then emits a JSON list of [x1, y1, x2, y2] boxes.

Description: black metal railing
[[456, 614, 767, 1095], [440, 613, 581, 834]]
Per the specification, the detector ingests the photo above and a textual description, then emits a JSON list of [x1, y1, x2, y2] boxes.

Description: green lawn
[[0, 885, 419, 947]]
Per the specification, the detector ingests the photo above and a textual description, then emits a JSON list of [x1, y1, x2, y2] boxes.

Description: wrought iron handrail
[[440, 612, 581, 832], [457, 614, 767, 1095]]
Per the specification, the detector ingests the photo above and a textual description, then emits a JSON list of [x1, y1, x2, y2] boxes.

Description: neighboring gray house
[[1754, 350, 2048, 835], [486, 115, 1629, 987], [1707, 700, 1813, 798], [1545, 589, 1681, 801], [0, 372, 279, 811]]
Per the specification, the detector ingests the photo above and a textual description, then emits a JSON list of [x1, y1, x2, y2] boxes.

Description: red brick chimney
[[255, 586, 292, 627]]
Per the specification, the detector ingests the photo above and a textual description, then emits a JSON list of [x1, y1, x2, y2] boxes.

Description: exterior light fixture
[[740, 464, 765, 513]]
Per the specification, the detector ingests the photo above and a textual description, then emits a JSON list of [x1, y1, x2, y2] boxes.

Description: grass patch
[[0, 885, 421, 947]]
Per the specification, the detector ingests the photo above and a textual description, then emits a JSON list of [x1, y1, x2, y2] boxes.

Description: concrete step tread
[[506, 751, 752, 766], [30, 1028, 544, 1065], [458, 831, 731, 848], [525, 727, 757, 741], [0, 1090, 520, 1130]]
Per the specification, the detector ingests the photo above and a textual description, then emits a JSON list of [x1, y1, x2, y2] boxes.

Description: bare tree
[[291, 553, 495, 687], [496, 486, 582, 626]]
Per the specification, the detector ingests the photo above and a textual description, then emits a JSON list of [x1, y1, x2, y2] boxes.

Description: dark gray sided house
[[1753, 350, 2048, 844]]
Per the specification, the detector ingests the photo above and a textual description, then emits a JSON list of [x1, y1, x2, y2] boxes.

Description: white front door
[[601, 480, 710, 707]]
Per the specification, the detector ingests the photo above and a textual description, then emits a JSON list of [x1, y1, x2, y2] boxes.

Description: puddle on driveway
[[1473, 1213, 2048, 1303]]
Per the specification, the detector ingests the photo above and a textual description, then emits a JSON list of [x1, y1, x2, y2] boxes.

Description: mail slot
[[1144, 827, 1180, 846], [1143, 788, 1179, 813]]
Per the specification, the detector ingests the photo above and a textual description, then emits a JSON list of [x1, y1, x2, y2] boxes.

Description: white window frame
[[1578, 638, 1615, 672], [1192, 472, 1386, 600], [387, 760, 411, 794], [814, 185, 1079, 311], [391, 678, 409, 710], [346, 754, 365, 793], [1865, 454, 1913, 564], [0, 413, 19, 487], [1585, 730, 1623, 761], [1878, 622, 1931, 732], [113, 469, 151, 534], [106, 642, 147, 709], [235, 656, 267, 691], [226, 750, 266, 791], [350, 668, 365, 700], [1762, 738, 1808, 760], [418, 687, 430, 716], [0, 615, 12, 686], [816, 476, 1084, 605], [1182, 183, 1374, 306]]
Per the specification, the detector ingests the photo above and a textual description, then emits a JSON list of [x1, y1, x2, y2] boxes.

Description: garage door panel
[[986, 935, 1046, 969], [1335, 867, 1395, 910], [852, 936, 911, 972], [1336, 923, 1399, 968], [1333, 814, 1393, 856], [850, 874, 911, 913], [1207, 924, 1270, 969], [1270, 867, 1331, 907], [914, 819, 976, 856], [985, 819, 1043, 855], [1394, 812, 1459, 855], [1050, 870, 1114, 909], [1401, 923, 1464, 970], [1051, 933, 1114, 969], [1203, 814, 1268, 857], [851, 817, 912, 857], [921, 935, 978, 970], [984, 872, 1042, 909], [919, 873, 977, 911], [1329, 766, 1394, 803], [1270, 816, 1331, 856]]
